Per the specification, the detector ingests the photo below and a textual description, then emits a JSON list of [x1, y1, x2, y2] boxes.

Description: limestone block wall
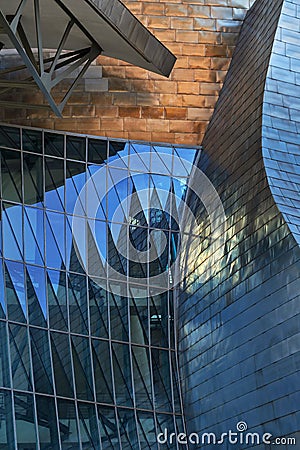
[[0, 0, 255, 145]]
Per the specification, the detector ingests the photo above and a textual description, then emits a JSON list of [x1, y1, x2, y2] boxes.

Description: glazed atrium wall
[[0, 124, 198, 449]]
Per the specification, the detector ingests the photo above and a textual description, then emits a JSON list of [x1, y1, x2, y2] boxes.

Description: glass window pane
[[132, 345, 153, 409], [117, 408, 139, 450], [14, 392, 37, 450], [130, 288, 149, 345], [30, 327, 53, 395], [51, 332, 74, 398], [0, 321, 10, 387], [150, 292, 169, 348], [68, 273, 88, 335], [24, 206, 44, 265], [97, 405, 119, 450], [45, 211, 65, 270], [0, 261, 5, 319], [27, 265, 47, 327], [23, 153, 43, 206], [71, 336, 94, 401], [3, 203, 23, 261], [137, 411, 158, 450], [89, 280, 109, 339], [23, 128, 42, 153], [151, 348, 172, 412], [57, 399, 80, 450], [66, 215, 85, 274], [0, 125, 20, 149], [36, 395, 59, 450], [78, 402, 100, 450], [9, 324, 32, 390], [112, 343, 133, 407], [5, 261, 26, 323], [108, 141, 128, 167], [109, 286, 129, 342], [44, 132, 64, 157], [91, 338, 113, 404], [88, 138, 107, 164], [0, 390, 15, 447], [65, 160, 86, 215], [66, 136, 86, 161], [45, 157, 64, 212], [47, 269, 68, 331], [1, 149, 22, 202]]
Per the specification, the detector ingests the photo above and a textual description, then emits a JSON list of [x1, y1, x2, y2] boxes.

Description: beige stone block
[[154, 80, 177, 93], [172, 68, 195, 81], [124, 118, 147, 132], [176, 30, 199, 43], [142, 3, 165, 15], [193, 18, 217, 31], [113, 92, 137, 106], [205, 44, 228, 56], [211, 7, 233, 19], [199, 31, 222, 44], [151, 132, 176, 143], [141, 106, 165, 118], [188, 5, 211, 18], [177, 81, 200, 94], [119, 107, 141, 118], [165, 107, 188, 119], [182, 95, 206, 107], [148, 16, 170, 28], [101, 118, 123, 131], [169, 120, 197, 133], [165, 4, 188, 16], [146, 119, 170, 132], [171, 17, 194, 29], [153, 29, 176, 42], [194, 69, 217, 82], [187, 107, 214, 120], [182, 44, 206, 56], [137, 93, 160, 106]]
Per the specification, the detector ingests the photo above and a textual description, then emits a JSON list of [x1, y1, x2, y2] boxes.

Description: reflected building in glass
[[0, 124, 197, 449]]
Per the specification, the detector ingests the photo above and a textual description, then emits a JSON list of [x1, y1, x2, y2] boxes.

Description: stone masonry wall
[[0, 0, 255, 145]]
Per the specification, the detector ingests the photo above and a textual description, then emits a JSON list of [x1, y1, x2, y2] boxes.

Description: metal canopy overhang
[[0, 0, 176, 116]]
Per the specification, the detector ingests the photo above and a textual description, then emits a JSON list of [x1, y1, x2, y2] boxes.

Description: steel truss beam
[[0, 0, 102, 116]]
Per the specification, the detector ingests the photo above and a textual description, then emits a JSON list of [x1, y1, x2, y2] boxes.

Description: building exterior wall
[[178, 0, 300, 446], [0, 0, 255, 146]]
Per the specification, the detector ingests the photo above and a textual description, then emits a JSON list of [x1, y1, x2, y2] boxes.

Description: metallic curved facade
[[178, 0, 300, 446], [0, 125, 198, 449]]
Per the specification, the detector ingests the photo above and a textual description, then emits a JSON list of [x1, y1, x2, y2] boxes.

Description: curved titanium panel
[[262, 1, 300, 245], [178, 0, 300, 446]]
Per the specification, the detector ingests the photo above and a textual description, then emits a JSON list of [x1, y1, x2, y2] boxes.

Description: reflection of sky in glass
[[65, 170, 86, 215], [3, 204, 23, 261], [24, 207, 44, 266], [27, 265, 47, 319], [6, 260, 26, 316], [0, 261, 5, 316]]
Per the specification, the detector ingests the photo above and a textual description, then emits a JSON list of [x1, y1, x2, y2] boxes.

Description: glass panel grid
[[0, 123, 197, 449]]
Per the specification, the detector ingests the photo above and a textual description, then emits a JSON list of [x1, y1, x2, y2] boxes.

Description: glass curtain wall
[[0, 124, 197, 450]]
